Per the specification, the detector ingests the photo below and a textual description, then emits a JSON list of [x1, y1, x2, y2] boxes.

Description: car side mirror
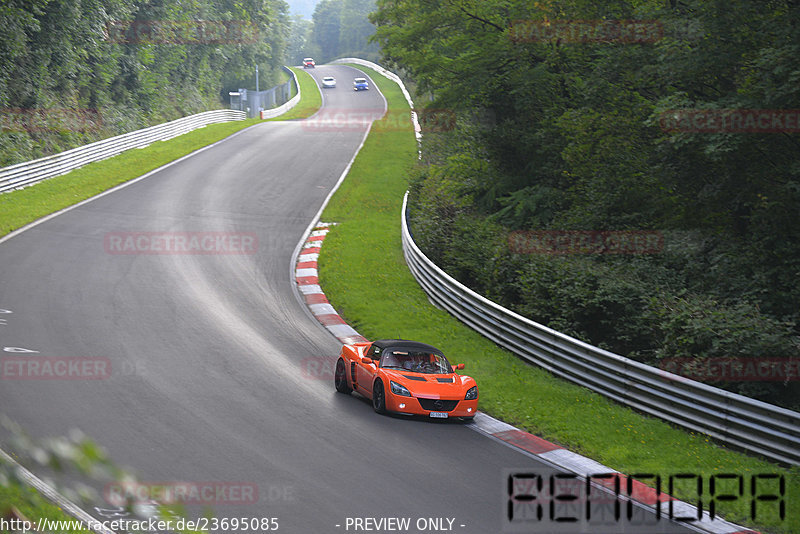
[[453, 363, 465, 370], [361, 357, 374, 365]]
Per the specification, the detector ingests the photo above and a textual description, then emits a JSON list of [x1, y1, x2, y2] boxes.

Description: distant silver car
[[322, 76, 336, 88]]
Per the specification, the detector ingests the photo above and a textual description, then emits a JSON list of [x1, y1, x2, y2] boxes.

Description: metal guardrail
[[401, 191, 800, 465], [260, 67, 301, 119], [0, 109, 245, 194], [330, 58, 422, 148], [331, 58, 415, 112], [339, 56, 800, 465]]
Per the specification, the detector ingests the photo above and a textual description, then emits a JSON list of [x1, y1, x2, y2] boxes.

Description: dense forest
[[0, 0, 289, 166], [0, 0, 380, 167], [372, 0, 800, 408]]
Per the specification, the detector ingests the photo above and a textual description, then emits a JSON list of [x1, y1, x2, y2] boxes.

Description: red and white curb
[[294, 222, 759, 534], [295, 223, 368, 346], [470, 413, 758, 534]]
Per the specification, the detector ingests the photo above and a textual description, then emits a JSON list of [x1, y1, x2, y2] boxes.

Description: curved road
[[0, 65, 690, 533]]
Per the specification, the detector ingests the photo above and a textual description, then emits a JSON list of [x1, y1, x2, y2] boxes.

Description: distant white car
[[322, 76, 336, 88]]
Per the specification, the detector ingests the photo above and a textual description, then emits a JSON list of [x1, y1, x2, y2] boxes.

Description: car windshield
[[379, 349, 451, 374], [324, 77, 334, 81], [354, 78, 366, 83]]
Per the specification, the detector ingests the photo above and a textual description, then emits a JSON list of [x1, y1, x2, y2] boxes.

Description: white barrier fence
[[259, 67, 302, 119], [330, 58, 421, 146], [0, 109, 246, 194]]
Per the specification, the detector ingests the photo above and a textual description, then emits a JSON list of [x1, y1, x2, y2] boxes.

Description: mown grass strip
[[277, 67, 292, 86], [266, 67, 321, 121], [0, 118, 259, 237], [317, 64, 799, 534], [0, 486, 90, 533]]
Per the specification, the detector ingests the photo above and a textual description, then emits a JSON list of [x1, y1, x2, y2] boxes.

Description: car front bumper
[[385, 393, 478, 418]]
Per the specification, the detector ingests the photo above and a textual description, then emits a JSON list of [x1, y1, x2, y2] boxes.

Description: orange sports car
[[334, 339, 478, 420]]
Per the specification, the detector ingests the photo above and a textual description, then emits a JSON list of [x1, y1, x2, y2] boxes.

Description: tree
[[0, 0, 291, 166], [311, 0, 377, 62], [374, 0, 800, 407], [286, 14, 320, 64]]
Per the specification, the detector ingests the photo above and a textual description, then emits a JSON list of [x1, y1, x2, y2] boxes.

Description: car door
[[355, 344, 380, 396]]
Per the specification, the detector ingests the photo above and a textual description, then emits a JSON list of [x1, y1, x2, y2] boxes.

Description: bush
[[409, 188, 800, 409], [648, 293, 800, 407]]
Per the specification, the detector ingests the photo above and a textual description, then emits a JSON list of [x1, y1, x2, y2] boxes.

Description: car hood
[[382, 369, 474, 398]]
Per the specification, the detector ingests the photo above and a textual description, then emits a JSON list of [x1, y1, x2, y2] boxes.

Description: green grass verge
[[0, 486, 90, 533], [266, 67, 321, 121], [1, 485, 203, 533], [277, 67, 291, 86], [317, 64, 799, 533], [0, 118, 260, 237]]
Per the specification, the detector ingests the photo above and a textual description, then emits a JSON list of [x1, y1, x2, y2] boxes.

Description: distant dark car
[[353, 77, 369, 91], [303, 58, 315, 68]]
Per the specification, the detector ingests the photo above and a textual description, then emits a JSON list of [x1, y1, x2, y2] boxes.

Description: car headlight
[[465, 386, 478, 400], [390, 381, 411, 397]]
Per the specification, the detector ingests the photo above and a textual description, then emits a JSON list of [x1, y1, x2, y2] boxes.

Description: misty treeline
[[372, 0, 800, 408], [286, 0, 378, 64], [0, 0, 288, 166]]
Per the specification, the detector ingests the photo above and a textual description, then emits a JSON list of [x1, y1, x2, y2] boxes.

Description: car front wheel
[[334, 358, 352, 394], [372, 379, 386, 414]]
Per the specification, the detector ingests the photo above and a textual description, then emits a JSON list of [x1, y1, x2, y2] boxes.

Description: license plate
[[429, 411, 449, 419]]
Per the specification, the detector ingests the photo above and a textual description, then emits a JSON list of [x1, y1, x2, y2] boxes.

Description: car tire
[[334, 358, 352, 394], [372, 379, 387, 414]]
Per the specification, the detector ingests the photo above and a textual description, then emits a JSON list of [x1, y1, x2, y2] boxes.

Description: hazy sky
[[287, 0, 320, 19]]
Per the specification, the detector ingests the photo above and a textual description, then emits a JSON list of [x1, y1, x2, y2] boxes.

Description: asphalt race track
[[0, 65, 693, 533]]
